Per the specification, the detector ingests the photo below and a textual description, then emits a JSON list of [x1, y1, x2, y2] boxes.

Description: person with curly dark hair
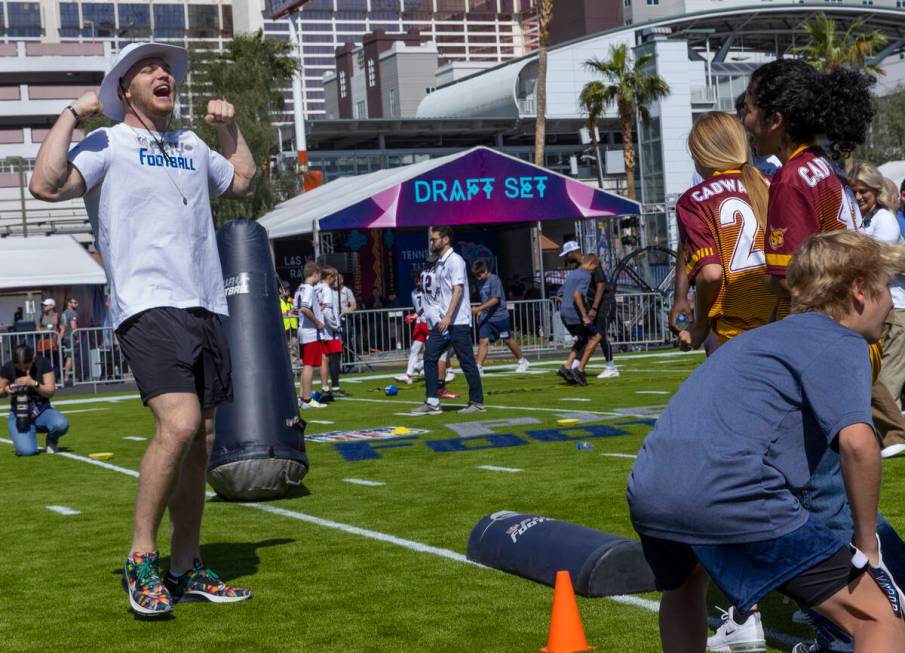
[[744, 60, 873, 316]]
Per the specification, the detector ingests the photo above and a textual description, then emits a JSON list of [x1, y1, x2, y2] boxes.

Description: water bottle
[[675, 314, 689, 331], [575, 441, 595, 451]]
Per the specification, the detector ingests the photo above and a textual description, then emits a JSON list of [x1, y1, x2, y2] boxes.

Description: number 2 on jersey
[[422, 271, 435, 297], [719, 198, 765, 273]]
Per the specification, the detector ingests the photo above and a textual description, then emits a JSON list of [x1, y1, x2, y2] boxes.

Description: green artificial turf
[[2, 350, 898, 652]]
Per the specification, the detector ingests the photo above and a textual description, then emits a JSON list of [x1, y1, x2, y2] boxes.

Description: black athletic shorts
[[116, 307, 233, 408], [641, 533, 864, 610]]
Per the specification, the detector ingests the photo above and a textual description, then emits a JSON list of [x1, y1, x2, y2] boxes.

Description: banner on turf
[[308, 427, 429, 443]]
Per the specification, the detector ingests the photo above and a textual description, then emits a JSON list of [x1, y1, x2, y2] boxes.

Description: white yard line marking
[[46, 505, 80, 515], [336, 350, 704, 383], [1, 407, 110, 418], [352, 396, 633, 417], [343, 478, 386, 487], [477, 465, 522, 473], [307, 420, 334, 425], [50, 395, 140, 407], [636, 391, 669, 395], [523, 351, 703, 367], [1, 436, 797, 648], [600, 453, 638, 459], [123, 436, 146, 441], [558, 398, 591, 402]]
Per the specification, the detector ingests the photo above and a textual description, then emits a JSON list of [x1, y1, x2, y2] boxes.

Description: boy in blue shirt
[[471, 260, 529, 376], [628, 231, 905, 651]]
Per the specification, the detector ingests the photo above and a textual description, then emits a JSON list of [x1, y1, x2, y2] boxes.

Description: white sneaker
[[394, 374, 413, 384], [707, 606, 765, 653], [882, 443, 905, 459], [596, 366, 619, 379], [516, 359, 530, 373], [445, 370, 455, 383], [301, 399, 327, 409]]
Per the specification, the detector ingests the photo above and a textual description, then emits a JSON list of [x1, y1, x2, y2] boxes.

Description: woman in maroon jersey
[[742, 59, 872, 306], [675, 111, 773, 353]]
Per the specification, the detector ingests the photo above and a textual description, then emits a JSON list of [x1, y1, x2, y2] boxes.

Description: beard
[[130, 90, 174, 122]]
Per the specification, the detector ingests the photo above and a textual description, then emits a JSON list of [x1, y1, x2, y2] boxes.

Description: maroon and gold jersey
[[761, 146, 879, 376], [765, 146, 859, 317], [677, 171, 774, 341]]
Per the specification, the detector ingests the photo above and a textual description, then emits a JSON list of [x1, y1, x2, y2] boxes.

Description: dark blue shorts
[[639, 514, 857, 612], [478, 318, 512, 343]]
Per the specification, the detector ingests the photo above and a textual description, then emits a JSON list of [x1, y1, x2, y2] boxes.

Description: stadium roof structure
[[258, 146, 640, 239], [417, 4, 905, 120], [0, 235, 105, 290]]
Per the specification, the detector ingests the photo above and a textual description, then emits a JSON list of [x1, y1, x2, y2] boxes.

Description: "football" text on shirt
[[138, 147, 197, 171]]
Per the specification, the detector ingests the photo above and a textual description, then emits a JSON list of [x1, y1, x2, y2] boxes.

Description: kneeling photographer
[[0, 344, 69, 456]]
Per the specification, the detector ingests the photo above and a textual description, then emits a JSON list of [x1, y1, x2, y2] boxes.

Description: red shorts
[[325, 338, 343, 354], [413, 322, 430, 343], [301, 341, 324, 367]]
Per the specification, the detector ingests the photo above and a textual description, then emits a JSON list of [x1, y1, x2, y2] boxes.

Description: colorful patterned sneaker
[[165, 559, 252, 604], [122, 551, 172, 617]]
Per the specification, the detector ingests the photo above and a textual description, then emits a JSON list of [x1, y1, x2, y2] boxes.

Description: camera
[[10, 384, 35, 432]]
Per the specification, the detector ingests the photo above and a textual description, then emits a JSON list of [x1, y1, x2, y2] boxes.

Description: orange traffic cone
[[540, 570, 594, 653]]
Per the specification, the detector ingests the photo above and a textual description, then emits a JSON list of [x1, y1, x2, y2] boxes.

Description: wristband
[[65, 105, 80, 124]]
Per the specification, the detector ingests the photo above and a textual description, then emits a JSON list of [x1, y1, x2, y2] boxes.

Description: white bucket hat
[[99, 42, 188, 121], [559, 240, 580, 257]]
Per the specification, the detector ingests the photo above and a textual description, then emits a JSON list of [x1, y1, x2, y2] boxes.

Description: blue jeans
[[424, 325, 483, 404], [7, 408, 69, 456], [796, 448, 905, 584]]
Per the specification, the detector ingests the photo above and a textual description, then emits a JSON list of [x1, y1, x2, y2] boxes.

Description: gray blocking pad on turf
[[467, 511, 656, 597], [207, 220, 309, 501]]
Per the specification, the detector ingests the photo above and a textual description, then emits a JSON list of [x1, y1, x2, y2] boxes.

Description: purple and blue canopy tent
[[259, 146, 640, 238], [258, 146, 641, 297]]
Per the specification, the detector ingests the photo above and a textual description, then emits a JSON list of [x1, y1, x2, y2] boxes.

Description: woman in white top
[[852, 163, 904, 245], [852, 163, 905, 457]]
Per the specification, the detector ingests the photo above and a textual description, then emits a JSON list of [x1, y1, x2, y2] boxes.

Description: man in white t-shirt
[[29, 42, 255, 617], [412, 226, 484, 415]]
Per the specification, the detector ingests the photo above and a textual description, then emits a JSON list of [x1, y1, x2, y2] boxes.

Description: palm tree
[[578, 83, 605, 188], [533, 0, 553, 167], [583, 43, 670, 201], [190, 30, 297, 221], [792, 13, 887, 75]]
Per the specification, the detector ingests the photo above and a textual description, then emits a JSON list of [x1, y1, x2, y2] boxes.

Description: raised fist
[[72, 90, 103, 119], [205, 99, 235, 127]]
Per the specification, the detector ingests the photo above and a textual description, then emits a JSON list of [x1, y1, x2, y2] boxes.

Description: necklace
[[125, 112, 189, 206]]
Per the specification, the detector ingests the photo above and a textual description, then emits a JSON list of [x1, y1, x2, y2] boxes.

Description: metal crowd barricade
[[339, 299, 560, 372], [469, 299, 557, 359], [0, 329, 65, 388], [608, 292, 670, 351], [70, 326, 132, 387]]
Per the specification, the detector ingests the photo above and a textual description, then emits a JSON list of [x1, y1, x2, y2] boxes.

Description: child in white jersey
[[317, 266, 344, 401], [294, 261, 326, 409]]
